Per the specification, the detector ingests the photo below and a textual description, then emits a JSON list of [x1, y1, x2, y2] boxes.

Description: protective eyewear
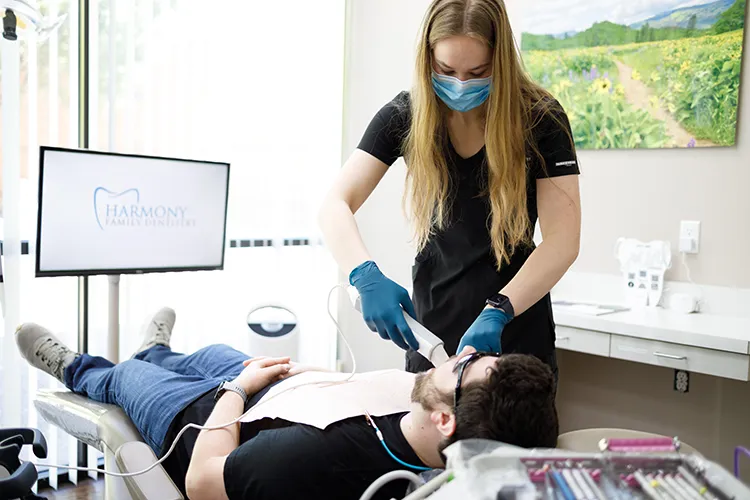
[[452, 351, 500, 412]]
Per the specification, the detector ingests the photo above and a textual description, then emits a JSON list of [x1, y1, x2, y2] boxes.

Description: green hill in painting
[[630, 0, 734, 29], [522, 21, 701, 50], [522, 0, 745, 51], [712, 0, 746, 33]]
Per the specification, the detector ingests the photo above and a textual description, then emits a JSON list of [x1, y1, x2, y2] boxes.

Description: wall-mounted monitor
[[36, 147, 230, 277]]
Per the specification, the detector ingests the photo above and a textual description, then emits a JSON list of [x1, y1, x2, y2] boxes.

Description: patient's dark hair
[[439, 354, 558, 454]]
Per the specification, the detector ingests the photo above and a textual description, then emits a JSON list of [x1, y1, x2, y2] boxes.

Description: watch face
[[489, 295, 504, 307], [488, 294, 514, 317]]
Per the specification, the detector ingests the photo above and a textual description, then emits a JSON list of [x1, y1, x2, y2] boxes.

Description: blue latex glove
[[457, 307, 512, 353], [349, 261, 419, 351]]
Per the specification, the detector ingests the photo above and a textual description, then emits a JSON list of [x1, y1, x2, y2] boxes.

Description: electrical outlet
[[679, 221, 700, 254], [674, 370, 690, 393]]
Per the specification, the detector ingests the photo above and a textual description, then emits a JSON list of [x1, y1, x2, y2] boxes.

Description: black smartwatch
[[486, 293, 515, 318], [214, 380, 248, 405]]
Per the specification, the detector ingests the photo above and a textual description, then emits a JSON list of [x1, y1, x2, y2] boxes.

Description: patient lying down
[[16, 307, 558, 500]]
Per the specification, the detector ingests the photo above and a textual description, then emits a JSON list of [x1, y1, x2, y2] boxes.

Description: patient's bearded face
[[411, 370, 449, 411]]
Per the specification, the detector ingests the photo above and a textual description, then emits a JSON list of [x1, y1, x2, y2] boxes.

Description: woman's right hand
[[349, 261, 419, 351]]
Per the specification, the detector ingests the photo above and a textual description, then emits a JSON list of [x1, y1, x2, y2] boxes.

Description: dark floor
[[37, 478, 104, 500]]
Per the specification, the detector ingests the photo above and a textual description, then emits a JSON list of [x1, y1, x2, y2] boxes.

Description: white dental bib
[[240, 370, 415, 429]]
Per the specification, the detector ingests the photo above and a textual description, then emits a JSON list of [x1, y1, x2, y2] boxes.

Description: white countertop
[[553, 306, 750, 355], [551, 271, 750, 355]]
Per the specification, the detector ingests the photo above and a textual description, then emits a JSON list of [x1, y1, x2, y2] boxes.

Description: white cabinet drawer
[[610, 335, 750, 381], [555, 326, 610, 357]]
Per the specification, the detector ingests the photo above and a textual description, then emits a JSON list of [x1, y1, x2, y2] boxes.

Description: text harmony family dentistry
[[93, 187, 197, 230]]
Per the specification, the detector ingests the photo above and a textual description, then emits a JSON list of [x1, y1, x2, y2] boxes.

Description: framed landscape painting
[[521, 0, 747, 149]]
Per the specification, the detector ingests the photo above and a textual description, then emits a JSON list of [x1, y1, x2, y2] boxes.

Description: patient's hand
[[233, 357, 291, 395], [240, 359, 333, 380]]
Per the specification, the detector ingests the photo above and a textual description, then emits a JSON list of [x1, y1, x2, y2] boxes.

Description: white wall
[[338, 0, 430, 371]]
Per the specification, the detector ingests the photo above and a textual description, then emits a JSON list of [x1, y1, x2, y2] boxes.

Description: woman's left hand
[[457, 307, 511, 353]]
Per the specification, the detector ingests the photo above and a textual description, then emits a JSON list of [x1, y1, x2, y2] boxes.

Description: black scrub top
[[357, 91, 579, 372]]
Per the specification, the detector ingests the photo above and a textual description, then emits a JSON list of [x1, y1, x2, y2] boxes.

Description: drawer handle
[[654, 352, 687, 361], [557, 337, 570, 342]]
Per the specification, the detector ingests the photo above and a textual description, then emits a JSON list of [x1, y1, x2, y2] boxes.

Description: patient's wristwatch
[[486, 293, 515, 318], [214, 380, 248, 405]]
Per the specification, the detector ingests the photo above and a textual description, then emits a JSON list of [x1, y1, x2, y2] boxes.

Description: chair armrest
[[115, 441, 184, 500], [0, 428, 47, 459], [35, 389, 144, 454], [0, 461, 38, 500], [0, 428, 47, 500]]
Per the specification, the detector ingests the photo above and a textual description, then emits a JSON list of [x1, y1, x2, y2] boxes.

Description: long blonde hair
[[405, 0, 559, 268]]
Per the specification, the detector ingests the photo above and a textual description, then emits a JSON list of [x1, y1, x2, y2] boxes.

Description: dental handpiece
[[348, 286, 450, 366]]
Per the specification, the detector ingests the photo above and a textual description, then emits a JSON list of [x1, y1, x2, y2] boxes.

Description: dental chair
[[34, 389, 183, 500]]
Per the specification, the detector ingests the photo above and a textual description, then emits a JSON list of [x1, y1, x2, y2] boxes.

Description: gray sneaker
[[15, 323, 79, 383], [133, 307, 176, 356]]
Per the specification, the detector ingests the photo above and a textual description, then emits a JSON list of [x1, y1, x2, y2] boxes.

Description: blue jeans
[[63, 344, 248, 454]]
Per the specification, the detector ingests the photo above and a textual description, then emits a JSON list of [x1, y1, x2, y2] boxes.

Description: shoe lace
[[151, 320, 170, 344], [35, 338, 69, 372]]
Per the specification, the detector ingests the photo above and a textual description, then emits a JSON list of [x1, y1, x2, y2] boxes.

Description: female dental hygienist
[[319, 0, 581, 375]]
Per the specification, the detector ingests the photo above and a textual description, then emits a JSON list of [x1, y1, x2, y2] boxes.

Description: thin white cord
[[680, 252, 704, 311], [29, 284, 357, 478], [358, 470, 422, 500], [329, 283, 357, 375]]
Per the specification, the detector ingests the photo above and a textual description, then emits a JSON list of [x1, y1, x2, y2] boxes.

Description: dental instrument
[[543, 465, 555, 500], [678, 465, 716, 499], [578, 466, 607, 500], [570, 468, 595, 500], [674, 474, 704, 499], [348, 286, 450, 366], [632, 470, 664, 500], [550, 465, 576, 500], [658, 473, 685, 500], [561, 467, 585, 500], [367, 439, 750, 500], [663, 473, 695, 500], [646, 473, 674, 500]]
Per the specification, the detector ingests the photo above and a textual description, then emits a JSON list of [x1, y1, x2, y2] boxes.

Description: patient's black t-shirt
[[161, 389, 427, 500]]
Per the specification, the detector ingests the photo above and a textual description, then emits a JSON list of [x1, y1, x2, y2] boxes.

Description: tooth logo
[[94, 187, 140, 230]]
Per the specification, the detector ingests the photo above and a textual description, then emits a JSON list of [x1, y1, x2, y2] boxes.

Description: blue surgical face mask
[[431, 71, 492, 112]]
